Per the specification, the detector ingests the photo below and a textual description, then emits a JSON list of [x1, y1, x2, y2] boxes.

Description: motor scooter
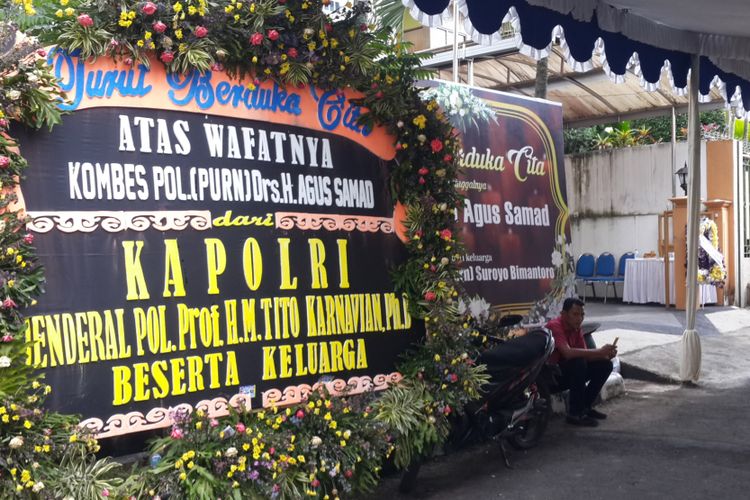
[[398, 316, 555, 492]]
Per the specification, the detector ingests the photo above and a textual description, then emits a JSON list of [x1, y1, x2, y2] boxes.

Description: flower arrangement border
[[0, 0, 560, 498]]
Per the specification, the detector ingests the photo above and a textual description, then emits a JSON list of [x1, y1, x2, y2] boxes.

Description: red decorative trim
[[78, 394, 251, 438], [262, 372, 402, 407], [275, 212, 394, 233]]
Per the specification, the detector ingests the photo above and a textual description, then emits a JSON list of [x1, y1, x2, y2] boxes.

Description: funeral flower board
[[14, 50, 420, 437]]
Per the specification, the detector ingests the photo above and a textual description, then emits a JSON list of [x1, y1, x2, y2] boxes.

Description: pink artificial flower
[[443, 405, 452, 415], [36, 49, 46, 57], [440, 228, 452, 240], [311, 479, 320, 488], [210, 63, 224, 72], [124, 57, 134, 66], [102, 489, 110, 497], [141, 2, 157, 15], [2, 335, 13, 343], [170, 427, 184, 439], [287, 47, 298, 58], [250, 32, 264, 45], [325, 23, 333, 33], [418, 167, 429, 176], [430, 139, 443, 153], [152, 21, 167, 34], [267, 29, 280, 41], [0, 156, 10, 168], [23, 234, 34, 244], [195, 26, 208, 38], [77, 14, 94, 28], [375, 91, 384, 99], [450, 373, 458, 383], [344, 470, 353, 479], [268, 447, 276, 455], [235, 422, 246, 433], [0, 119, 8, 129], [443, 154, 453, 163], [2, 298, 17, 309], [418, 177, 426, 185], [209, 418, 219, 427], [160, 51, 174, 63], [295, 409, 305, 419], [424, 291, 437, 302]]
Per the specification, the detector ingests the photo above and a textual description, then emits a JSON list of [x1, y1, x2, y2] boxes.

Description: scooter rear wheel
[[507, 383, 551, 450]]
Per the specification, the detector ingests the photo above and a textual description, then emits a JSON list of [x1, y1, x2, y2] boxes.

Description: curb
[[619, 361, 679, 385]]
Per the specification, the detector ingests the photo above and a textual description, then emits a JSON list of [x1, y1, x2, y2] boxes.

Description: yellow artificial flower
[[413, 114, 427, 129]]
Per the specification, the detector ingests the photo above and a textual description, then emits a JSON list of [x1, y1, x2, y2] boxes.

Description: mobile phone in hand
[[612, 337, 619, 347]]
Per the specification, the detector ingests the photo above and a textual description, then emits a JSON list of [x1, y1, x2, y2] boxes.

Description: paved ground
[[367, 380, 750, 499], [364, 302, 750, 499], [584, 302, 750, 387]]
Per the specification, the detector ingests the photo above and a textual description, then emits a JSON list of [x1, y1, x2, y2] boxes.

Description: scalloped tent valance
[[403, 0, 750, 112]]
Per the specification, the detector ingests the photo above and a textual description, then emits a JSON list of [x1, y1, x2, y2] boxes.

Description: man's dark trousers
[[559, 358, 613, 416]]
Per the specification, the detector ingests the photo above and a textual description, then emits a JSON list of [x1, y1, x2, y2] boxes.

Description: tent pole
[[452, 0, 459, 83], [681, 54, 702, 383], [671, 106, 677, 197]]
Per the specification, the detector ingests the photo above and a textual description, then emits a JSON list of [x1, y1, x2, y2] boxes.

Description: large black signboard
[[15, 52, 417, 437]]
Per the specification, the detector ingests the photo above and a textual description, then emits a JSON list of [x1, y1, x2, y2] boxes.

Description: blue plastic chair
[[575, 253, 596, 301], [609, 252, 635, 300], [617, 252, 635, 278], [591, 252, 616, 302]]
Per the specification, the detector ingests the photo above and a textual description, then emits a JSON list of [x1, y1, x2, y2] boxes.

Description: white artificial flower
[[468, 297, 490, 321], [449, 91, 460, 107], [604, 126, 614, 133], [32, 482, 45, 493], [7, 90, 21, 100], [27, 74, 39, 84], [311, 436, 323, 447], [551, 250, 563, 267], [457, 299, 468, 316], [9, 436, 24, 449], [0, 355, 11, 368], [225, 447, 238, 458]]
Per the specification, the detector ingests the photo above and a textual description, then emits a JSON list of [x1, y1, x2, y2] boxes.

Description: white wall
[[564, 142, 708, 298], [565, 142, 707, 259]]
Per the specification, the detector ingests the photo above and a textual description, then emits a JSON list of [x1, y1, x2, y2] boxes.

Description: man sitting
[[545, 298, 617, 427]]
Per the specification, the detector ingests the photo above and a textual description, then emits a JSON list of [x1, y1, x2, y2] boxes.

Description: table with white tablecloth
[[622, 257, 717, 305]]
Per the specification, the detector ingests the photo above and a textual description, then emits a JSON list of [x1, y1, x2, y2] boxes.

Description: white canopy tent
[[404, 0, 750, 383]]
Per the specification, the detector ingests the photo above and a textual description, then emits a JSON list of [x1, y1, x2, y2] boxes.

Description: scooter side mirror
[[498, 314, 524, 328]]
